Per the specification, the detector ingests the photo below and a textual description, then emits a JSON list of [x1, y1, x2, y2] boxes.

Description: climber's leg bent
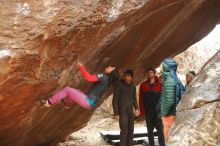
[[47, 86, 92, 109]]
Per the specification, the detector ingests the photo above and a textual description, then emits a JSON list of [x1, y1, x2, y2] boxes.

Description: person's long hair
[[108, 69, 120, 86]]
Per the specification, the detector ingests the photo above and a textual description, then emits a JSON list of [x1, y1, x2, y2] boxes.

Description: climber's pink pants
[[48, 87, 91, 109]]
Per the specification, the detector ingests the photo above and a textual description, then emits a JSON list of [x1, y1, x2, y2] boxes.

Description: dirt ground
[[59, 109, 145, 146]]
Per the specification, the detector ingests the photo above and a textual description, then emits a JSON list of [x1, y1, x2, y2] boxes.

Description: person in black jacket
[[112, 69, 139, 146]]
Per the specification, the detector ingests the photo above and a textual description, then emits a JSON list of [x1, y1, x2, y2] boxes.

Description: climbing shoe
[[40, 99, 51, 107]]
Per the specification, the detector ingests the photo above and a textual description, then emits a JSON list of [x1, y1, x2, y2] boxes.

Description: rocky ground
[[59, 109, 145, 146]]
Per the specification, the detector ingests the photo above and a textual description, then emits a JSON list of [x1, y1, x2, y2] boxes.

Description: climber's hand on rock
[[114, 115, 119, 121], [77, 60, 83, 67], [135, 110, 140, 117]]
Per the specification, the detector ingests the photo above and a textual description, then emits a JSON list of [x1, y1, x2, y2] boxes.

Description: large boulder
[[168, 50, 220, 146], [0, 0, 220, 146]]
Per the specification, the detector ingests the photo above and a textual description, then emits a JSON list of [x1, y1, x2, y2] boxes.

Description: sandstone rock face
[[168, 50, 220, 146], [0, 0, 220, 146], [174, 46, 219, 83], [174, 25, 220, 83]]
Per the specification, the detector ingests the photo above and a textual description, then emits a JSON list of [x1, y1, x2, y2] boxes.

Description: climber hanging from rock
[[41, 61, 120, 109]]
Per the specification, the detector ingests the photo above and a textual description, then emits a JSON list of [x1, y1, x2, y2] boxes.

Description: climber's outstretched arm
[[77, 62, 98, 82]]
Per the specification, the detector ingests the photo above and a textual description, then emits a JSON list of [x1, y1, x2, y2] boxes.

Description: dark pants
[[146, 111, 165, 146], [119, 110, 134, 146]]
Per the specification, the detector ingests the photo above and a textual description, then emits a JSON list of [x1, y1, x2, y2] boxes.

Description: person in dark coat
[[139, 68, 165, 146], [112, 69, 139, 146]]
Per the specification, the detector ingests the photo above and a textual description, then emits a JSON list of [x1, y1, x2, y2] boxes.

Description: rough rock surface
[[174, 25, 220, 82], [0, 0, 220, 146], [168, 50, 220, 146]]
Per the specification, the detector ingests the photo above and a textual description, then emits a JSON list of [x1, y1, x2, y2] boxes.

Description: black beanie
[[124, 69, 134, 78]]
